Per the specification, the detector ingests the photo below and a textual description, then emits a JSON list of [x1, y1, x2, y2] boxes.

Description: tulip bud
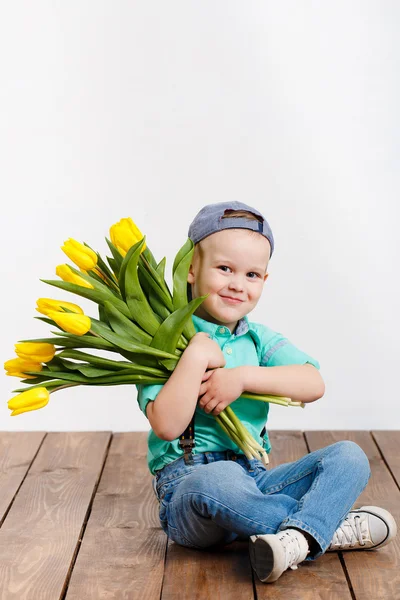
[[61, 238, 98, 271], [4, 357, 43, 378], [109, 217, 146, 257], [36, 298, 84, 317], [47, 311, 91, 336], [8, 387, 50, 416], [56, 264, 94, 289], [14, 342, 55, 363]]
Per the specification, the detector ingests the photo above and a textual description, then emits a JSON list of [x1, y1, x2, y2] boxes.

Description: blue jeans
[[154, 440, 371, 560]]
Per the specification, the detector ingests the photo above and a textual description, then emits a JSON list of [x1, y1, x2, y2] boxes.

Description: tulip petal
[[47, 311, 91, 336], [8, 387, 49, 411]]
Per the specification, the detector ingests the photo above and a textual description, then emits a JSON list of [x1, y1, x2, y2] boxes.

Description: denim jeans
[[153, 440, 371, 560]]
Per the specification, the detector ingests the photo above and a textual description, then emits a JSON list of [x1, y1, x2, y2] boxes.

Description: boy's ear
[[187, 264, 195, 284], [263, 273, 269, 282]]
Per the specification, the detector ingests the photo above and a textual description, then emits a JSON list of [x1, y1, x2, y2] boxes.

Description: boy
[[136, 201, 397, 584]]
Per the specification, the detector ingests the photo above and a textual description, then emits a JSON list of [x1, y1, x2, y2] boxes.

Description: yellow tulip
[[56, 264, 94, 289], [47, 311, 91, 336], [4, 357, 43, 379], [36, 298, 84, 317], [14, 342, 55, 363], [8, 387, 50, 416], [109, 217, 146, 257], [61, 238, 98, 271]]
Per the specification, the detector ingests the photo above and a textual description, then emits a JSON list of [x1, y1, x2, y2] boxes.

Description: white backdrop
[[1, 1, 399, 432]]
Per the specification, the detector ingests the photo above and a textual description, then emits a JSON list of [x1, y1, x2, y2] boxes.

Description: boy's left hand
[[197, 367, 244, 416]]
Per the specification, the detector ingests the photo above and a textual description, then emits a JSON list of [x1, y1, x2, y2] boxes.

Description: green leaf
[[17, 335, 117, 351], [172, 238, 193, 278], [105, 237, 123, 276], [103, 301, 152, 345], [159, 358, 179, 372], [67, 264, 122, 299], [30, 369, 93, 383], [150, 295, 207, 354], [40, 279, 132, 318], [148, 290, 172, 321], [142, 246, 158, 270], [12, 379, 74, 393], [156, 256, 167, 280], [172, 243, 205, 339], [106, 256, 118, 278], [138, 259, 173, 309], [173, 246, 195, 310], [57, 349, 167, 377], [84, 242, 119, 285], [117, 237, 143, 300], [34, 316, 63, 329], [89, 319, 178, 362], [98, 304, 108, 324], [59, 360, 117, 378], [123, 237, 162, 335]]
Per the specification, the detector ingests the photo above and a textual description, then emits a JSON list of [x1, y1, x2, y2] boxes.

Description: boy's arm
[[238, 364, 325, 403], [147, 333, 225, 441]]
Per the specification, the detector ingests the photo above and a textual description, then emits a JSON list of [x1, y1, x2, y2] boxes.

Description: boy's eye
[[218, 265, 231, 272], [247, 272, 260, 279]]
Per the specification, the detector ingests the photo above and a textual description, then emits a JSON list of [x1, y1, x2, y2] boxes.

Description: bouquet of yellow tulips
[[4, 218, 303, 465]]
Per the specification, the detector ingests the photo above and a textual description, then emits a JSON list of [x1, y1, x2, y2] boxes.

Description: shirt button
[[219, 327, 226, 334], [226, 347, 232, 355]]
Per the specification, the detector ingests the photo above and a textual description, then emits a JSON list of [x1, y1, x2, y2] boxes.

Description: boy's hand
[[197, 367, 244, 416], [187, 332, 226, 370]]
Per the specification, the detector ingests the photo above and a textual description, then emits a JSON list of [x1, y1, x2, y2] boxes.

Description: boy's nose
[[228, 277, 244, 292]]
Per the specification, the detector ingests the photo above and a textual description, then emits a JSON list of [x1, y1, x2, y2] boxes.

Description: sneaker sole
[[249, 535, 282, 583]]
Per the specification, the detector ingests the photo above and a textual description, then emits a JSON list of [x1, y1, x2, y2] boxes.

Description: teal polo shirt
[[136, 314, 320, 475]]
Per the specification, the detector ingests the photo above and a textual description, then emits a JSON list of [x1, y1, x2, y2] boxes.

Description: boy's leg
[[162, 441, 371, 557], [254, 440, 372, 559]]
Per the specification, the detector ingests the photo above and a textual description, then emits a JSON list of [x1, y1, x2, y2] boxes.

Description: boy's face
[[188, 229, 270, 332]]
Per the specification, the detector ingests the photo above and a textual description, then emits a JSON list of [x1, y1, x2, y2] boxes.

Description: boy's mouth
[[220, 295, 244, 304]]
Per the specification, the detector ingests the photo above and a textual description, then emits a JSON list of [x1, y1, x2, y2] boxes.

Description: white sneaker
[[327, 506, 397, 551], [249, 528, 309, 583]]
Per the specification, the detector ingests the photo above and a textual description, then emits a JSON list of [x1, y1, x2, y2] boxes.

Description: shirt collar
[[192, 314, 249, 337]]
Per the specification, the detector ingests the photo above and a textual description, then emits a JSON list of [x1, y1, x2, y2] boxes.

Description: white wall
[[1, 1, 399, 432]]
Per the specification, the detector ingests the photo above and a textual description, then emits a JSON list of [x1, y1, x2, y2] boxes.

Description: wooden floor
[[0, 431, 399, 599]]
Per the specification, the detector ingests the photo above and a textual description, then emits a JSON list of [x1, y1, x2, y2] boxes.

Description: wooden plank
[[372, 431, 400, 487], [162, 539, 254, 600], [254, 432, 352, 600], [0, 432, 46, 526], [65, 432, 166, 600], [305, 431, 400, 600], [0, 431, 111, 600]]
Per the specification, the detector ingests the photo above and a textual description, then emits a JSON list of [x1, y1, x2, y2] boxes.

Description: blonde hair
[[221, 209, 263, 224]]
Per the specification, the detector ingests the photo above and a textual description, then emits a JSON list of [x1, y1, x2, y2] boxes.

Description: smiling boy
[[137, 201, 396, 584]]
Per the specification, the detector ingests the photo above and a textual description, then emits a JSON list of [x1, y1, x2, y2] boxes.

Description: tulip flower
[[61, 238, 98, 271], [47, 310, 91, 335], [14, 342, 55, 363], [8, 387, 50, 416], [56, 264, 94, 289], [110, 217, 146, 257], [4, 357, 43, 378], [36, 298, 84, 317]]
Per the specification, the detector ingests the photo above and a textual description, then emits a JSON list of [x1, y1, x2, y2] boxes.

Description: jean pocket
[[157, 467, 196, 501]]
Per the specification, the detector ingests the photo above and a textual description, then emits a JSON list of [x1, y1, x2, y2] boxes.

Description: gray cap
[[188, 201, 274, 257]]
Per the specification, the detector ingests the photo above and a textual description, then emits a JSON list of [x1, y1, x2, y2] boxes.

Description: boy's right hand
[[186, 332, 226, 370]]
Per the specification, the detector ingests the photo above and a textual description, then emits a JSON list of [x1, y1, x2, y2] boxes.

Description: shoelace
[[277, 531, 304, 571], [329, 514, 371, 549]]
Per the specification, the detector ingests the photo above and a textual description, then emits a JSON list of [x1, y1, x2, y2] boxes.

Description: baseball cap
[[188, 201, 274, 257]]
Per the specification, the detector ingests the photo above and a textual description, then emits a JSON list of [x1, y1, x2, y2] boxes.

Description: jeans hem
[[278, 518, 327, 560]]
